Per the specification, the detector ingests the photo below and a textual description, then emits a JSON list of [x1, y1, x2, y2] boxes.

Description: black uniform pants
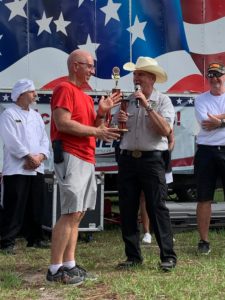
[[118, 151, 177, 263], [0, 173, 44, 248]]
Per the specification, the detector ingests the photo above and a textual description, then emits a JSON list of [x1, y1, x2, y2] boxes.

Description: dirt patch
[[21, 271, 120, 300], [36, 289, 65, 300], [22, 271, 65, 300], [78, 283, 119, 300]]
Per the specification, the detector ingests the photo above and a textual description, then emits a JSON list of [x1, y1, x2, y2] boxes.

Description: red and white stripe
[[181, 0, 225, 76]]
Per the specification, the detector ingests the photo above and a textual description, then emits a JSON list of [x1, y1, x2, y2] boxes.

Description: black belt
[[120, 149, 162, 158], [198, 145, 225, 150]]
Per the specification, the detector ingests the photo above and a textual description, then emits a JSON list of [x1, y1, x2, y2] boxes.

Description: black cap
[[207, 62, 225, 74]]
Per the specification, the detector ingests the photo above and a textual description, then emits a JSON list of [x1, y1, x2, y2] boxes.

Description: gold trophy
[[111, 66, 128, 132], [105, 66, 121, 127], [112, 66, 121, 95]]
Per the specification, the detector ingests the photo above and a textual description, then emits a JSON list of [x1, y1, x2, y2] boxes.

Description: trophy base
[[119, 118, 128, 132], [119, 128, 128, 132], [112, 88, 121, 95]]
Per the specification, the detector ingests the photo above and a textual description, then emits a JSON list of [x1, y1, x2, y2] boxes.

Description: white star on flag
[[127, 15, 147, 44], [54, 12, 71, 36], [2, 94, 9, 101], [78, 0, 85, 8], [188, 98, 194, 104], [100, 0, 122, 26], [93, 96, 99, 104], [177, 98, 182, 104], [78, 34, 100, 60], [5, 0, 27, 21], [36, 12, 53, 36]]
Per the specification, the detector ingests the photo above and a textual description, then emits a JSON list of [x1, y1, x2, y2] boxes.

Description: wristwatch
[[146, 103, 153, 112], [220, 119, 225, 128]]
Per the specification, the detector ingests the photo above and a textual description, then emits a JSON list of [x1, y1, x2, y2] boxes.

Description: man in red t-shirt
[[46, 49, 121, 284]]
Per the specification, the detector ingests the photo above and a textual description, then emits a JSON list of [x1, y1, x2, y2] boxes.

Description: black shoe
[[27, 240, 50, 249], [116, 260, 142, 270], [46, 266, 84, 285], [0, 245, 16, 255], [160, 259, 176, 272], [197, 240, 211, 255], [64, 265, 97, 281]]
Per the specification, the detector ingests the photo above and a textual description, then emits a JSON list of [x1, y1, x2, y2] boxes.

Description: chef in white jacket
[[0, 79, 50, 253]]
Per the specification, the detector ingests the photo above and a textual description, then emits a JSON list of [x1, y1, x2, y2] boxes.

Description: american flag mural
[[0, 0, 225, 172], [0, 0, 224, 93]]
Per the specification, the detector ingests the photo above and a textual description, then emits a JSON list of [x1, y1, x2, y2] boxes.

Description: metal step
[[166, 201, 225, 230]]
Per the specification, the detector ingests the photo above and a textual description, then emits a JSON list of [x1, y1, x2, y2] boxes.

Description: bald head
[[67, 49, 93, 73]]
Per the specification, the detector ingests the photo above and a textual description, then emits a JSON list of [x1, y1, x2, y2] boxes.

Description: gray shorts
[[54, 152, 97, 214]]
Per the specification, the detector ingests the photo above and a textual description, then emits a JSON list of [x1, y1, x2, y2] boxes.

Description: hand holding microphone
[[134, 84, 141, 108]]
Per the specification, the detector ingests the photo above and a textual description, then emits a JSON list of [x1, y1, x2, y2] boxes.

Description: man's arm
[[167, 129, 175, 151], [53, 108, 99, 137], [134, 90, 174, 137], [53, 108, 120, 142], [23, 114, 50, 170], [94, 92, 122, 127], [201, 113, 225, 131], [145, 109, 172, 137], [214, 113, 225, 119]]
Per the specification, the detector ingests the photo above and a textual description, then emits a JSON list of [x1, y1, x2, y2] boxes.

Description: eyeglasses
[[75, 61, 95, 70], [207, 72, 224, 78]]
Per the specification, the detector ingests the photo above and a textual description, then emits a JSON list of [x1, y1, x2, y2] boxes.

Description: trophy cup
[[112, 66, 121, 95], [105, 66, 121, 127], [111, 66, 128, 132]]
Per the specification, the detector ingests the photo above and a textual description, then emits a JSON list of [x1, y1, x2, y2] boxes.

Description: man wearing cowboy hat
[[115, 56, 177, 271]]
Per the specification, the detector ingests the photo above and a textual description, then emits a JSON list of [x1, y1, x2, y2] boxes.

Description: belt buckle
[[132, 150, 142, 158]]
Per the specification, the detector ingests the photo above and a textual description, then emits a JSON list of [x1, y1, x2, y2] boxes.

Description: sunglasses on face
[[207, 72, 224, 78]]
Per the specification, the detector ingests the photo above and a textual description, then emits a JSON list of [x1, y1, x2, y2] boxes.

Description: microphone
[[134, 84, 141, 108]]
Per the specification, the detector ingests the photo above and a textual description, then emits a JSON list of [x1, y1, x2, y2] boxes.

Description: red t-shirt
[[50, 81, 96, 164]]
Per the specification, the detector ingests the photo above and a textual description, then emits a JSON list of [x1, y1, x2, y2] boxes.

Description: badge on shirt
[[150, 100, 157, 110]]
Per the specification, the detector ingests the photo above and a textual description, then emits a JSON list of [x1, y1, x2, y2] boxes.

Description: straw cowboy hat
[[123, 56, 168, 83]]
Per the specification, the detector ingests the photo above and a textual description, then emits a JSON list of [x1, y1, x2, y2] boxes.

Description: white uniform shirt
[[195, 91, 225, 146], [0, 104, 50, 175], [114, 89, 175, 151]]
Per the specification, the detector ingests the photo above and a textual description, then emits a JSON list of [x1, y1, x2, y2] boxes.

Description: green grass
[[1, 228, 225, 299], [214, 188, 224, 202]]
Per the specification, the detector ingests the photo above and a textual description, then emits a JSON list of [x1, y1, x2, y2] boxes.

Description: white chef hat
[[11, 79, 35, 102]]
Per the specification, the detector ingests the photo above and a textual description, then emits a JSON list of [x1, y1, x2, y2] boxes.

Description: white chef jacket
[[0, 104, 50, 175]]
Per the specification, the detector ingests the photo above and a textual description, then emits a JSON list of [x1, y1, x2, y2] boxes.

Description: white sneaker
[[142, 233, 152, 244]]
